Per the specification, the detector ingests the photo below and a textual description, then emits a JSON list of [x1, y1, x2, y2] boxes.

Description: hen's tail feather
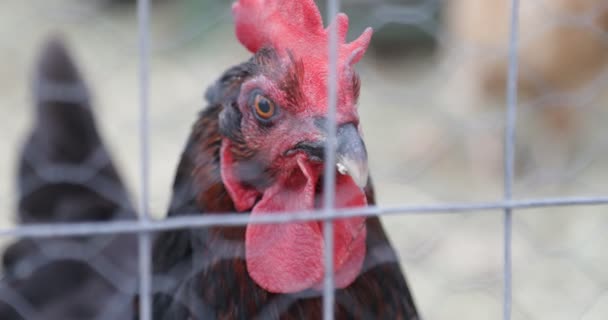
[[19, 36, 133, 223], [0, 36, 137, 320]]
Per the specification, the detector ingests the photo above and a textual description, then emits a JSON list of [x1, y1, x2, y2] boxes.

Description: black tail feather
[[0, 36, 137, 320], [18, 35, 133, 223]]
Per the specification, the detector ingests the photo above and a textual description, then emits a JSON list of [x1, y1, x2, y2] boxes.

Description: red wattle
[[245, 158, 322, 292], [245, 157, 367, 293], [316, 173, 367, 289]]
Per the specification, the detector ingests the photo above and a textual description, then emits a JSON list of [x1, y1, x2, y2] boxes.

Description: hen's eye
[[253, 94, 276, 121]]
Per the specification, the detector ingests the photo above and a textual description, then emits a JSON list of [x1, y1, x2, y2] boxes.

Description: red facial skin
[[220, 0, 374, 294]]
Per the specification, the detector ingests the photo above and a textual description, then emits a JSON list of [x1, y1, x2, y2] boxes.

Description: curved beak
[[288, 123, 369, 189], [335, 123, 369, 188]]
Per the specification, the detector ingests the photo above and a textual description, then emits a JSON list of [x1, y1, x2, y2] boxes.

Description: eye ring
[[252, 93, 277, 122]]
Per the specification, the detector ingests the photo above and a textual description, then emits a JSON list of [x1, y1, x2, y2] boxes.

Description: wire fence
[[1, 0, 608, 319]]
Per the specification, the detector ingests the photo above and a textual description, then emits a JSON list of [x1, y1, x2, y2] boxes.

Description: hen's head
[[217, 0, 373, 294]]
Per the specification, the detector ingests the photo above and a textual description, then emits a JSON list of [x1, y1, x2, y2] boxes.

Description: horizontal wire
[[0, 196, 606, 239]]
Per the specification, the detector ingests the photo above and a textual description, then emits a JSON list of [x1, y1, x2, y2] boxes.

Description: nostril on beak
[[285, 141, 325, 162]]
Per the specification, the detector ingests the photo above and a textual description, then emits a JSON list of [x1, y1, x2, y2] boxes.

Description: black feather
[[0, 37, 138, 320]]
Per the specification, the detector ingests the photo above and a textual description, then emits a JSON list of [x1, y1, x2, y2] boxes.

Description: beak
[[288, 123, 369, 189], [335, 123, 369, 188]]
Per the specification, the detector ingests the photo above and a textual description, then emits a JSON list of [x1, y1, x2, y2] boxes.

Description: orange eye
[[253, 94, 276, 120]]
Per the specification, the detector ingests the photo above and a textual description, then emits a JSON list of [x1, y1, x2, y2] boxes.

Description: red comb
[[232, 0, 372, 67]]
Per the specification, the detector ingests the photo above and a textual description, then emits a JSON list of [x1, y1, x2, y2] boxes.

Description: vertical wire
[[323, 0, 340, 319], [137, 0, 151, 222], [137, 234, 152, 320], [137, 0, 152, 319], [504, 0, 520, 319]]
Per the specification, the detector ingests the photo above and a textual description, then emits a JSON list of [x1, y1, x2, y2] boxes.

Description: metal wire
[[323, 0, 341, 318], [137, 0, 152, 319], [1, 196, 608, 238], [503, 0, 520, 319]]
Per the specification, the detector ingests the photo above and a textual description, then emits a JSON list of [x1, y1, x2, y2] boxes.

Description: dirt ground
[[1, 1, 608, 319]]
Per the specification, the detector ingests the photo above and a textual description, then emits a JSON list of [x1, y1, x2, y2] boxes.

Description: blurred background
[[1, 0, 608, 319]]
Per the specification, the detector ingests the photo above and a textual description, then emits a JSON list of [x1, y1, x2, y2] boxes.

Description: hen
[[0, 38, 137, 319], [150, 0, 419, 319]]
